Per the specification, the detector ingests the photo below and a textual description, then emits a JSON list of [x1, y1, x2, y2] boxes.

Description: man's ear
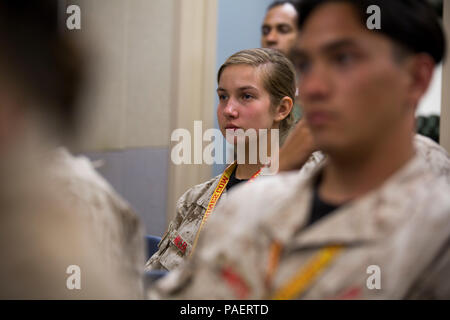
[[274, 96, 293, 122], [406, 53, 435, 108]]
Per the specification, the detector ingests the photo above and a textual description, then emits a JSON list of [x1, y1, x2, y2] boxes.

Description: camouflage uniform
[[0, 148, 145, 299], [145, 154, 324, 272], [414, 134, 450, 184], [149, 139, 450, 299], [49, 148, 146, 298], [146, 134, 449, 273], [145, 174, 226, 271], [297, 134, 450, 182]]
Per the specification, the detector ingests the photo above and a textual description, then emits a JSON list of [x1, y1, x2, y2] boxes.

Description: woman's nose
[[223, 100, 238, 118]]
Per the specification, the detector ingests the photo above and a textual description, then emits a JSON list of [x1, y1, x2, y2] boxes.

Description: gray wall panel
[[82, 148, 169, 237]]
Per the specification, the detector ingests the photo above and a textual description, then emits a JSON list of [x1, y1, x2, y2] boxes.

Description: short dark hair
[[267, 0, 300, 12], [0, 0, 84, 138], [295, 0, 446, 64]]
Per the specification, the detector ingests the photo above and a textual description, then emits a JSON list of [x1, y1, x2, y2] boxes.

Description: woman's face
[[217, 64, 279, 143]]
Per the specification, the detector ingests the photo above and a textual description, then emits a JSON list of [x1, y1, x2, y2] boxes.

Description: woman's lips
[[225, 126, 240, 131]]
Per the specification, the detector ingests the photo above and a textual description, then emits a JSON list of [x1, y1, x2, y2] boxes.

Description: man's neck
[[318, 129, 415, 205]]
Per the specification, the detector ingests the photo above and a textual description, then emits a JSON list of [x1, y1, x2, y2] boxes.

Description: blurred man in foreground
[[0, 0, 144, 299]]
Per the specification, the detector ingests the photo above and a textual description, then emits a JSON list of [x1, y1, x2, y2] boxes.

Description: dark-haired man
[[149, 0, 449, 299], [261, 1, 300, 56], [0, 1, 144, 298], [261, 1, 304, 121]]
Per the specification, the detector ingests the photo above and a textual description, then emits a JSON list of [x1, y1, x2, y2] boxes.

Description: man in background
[[261, 1, 300, 56], [261, 1, 303, 122]]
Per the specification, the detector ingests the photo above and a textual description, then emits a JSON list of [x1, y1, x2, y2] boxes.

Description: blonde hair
[[217, 48, 296, 143]]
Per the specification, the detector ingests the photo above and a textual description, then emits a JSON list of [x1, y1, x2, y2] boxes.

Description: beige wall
[[442, 1, 450, 152], [61, 0, 217, 227], [66, 0, 175, 150], [166, 0, 218, 222]]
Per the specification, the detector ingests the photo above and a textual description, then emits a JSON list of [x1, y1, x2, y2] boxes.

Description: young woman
[[145, 48, 296, 271]]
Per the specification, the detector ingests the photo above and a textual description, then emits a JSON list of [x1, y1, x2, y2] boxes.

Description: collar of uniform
[[196, 174, 226, 210], [262, 152, 429, 250], [258, 160, 325, 246]]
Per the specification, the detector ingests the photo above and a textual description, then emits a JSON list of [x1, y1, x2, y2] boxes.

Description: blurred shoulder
[[46, 148, 142, 228], [414, 134, 450, 184]]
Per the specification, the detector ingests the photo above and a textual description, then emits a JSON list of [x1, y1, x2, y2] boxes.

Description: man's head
[[0, 0, 84, 154], [292, 0, 445, 156], [261, 1, 300, 56]]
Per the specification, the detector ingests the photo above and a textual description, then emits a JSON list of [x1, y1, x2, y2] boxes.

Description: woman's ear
[[274, 96, 293, 122]]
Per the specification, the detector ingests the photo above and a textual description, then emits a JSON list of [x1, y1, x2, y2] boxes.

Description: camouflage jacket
[[149, 140, 450, 299], [49, 148, 146, 298], [145, 153, 325, 272], [145, 173, 226, 271], [146, 134, 449, 273], [0, 148, 145, 299], [414, 134, 450, 184]]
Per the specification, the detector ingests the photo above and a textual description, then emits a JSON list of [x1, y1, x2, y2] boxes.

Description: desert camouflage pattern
[[146, 134, 449, 274], [0, 148, 145, 298], [47, 148, 145, 298], [149, 140, 450, 299], [145, 153, 326, 272], [297, 135, 450, 182], [145, 174, 228, 271], [414, 134, 450, 184]]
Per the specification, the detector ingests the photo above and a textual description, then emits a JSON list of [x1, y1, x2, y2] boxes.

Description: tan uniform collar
[[262, 153, 430, 250], [196, 174, 226, 210]]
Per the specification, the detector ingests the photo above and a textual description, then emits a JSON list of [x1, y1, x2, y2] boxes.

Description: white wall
[[417, 65, 442, 116], [61, 0, 176, 236]]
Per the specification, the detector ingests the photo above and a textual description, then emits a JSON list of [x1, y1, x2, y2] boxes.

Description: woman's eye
[[218, 94, 227, 101], [242, 94, 253, 100]]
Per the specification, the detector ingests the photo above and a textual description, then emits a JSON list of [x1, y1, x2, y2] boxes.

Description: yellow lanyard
[[270, 244, 343, 300], [190, 163, 261, 255]]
